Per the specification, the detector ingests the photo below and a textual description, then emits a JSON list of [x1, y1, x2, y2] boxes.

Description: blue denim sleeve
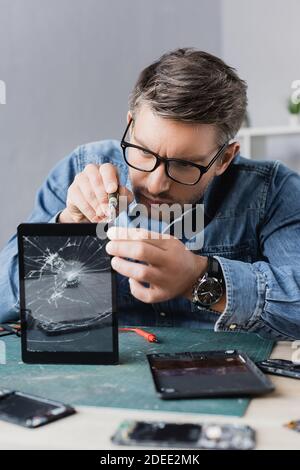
[[214, 162, 300, 340], [0, 148, 79, 322]]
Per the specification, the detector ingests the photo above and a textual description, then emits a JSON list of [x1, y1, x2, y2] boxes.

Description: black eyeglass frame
[[120, 118, 229, 186]]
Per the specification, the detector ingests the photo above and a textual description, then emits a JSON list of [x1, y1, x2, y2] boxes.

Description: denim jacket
[[1, 139, 300, 340]]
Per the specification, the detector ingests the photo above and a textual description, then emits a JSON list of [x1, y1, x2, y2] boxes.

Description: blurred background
[[1, 0, 300, 247]]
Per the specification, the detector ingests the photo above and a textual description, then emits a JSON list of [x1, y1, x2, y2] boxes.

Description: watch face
[[195, 277, 223, 307]]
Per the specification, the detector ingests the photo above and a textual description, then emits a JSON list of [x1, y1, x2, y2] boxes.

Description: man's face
[[126, 104, 236, 214]]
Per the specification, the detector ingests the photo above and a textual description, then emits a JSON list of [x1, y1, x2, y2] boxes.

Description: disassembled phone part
[[256, 359, 300, 379], [0, 389, 75, 428], [111, 420, 256, 450], [285, 420, 300, 433]]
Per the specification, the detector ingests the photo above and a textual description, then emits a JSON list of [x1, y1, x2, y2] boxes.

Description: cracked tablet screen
[[22, 235, 114, 353]]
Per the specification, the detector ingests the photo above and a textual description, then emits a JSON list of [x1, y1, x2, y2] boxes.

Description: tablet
[[147, 350, 274, 399], [17, 223, 118, 364]]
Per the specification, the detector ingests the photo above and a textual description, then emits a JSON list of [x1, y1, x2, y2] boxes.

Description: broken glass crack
[[23, 235, 113, 340]]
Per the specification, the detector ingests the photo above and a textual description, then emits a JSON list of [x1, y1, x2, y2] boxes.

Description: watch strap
[[207, 256, 223, 283]]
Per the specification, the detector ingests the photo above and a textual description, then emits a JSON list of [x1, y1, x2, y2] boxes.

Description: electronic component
[[147, 350, 274, 399], [0, 389, 75, 428], [111, 420, 256, 450], [285, 420, 300, 433], [256, 359, 300, 379]]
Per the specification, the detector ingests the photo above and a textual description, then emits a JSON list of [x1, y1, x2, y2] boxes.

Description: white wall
[[221, 0, 300, 165]]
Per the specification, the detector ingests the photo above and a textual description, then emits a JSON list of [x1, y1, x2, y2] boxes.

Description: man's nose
[[146, 161, 171, 195]]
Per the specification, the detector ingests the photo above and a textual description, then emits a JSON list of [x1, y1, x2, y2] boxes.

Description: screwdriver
[[119, 327, 159, 343], [107, 190, 119, 223]]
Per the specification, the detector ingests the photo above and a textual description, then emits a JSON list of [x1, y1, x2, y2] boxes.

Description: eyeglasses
[[120, 119, 229, 186]]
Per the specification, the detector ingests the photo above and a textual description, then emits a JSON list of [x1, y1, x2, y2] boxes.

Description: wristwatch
[[192, 256, 224, 309]]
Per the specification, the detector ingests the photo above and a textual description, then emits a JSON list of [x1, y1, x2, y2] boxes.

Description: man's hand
[[59, 163, 134, 223], [106, 226, 208, 303]]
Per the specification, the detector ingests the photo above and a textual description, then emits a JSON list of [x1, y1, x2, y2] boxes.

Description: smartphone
[[147, 350, 274, 399], [256, 359, 300, 379], [0, 389, 76, 428], [111, 420, 256, 450]]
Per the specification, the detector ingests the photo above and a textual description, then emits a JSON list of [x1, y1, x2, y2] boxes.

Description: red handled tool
[[119, 327, 159, 343]]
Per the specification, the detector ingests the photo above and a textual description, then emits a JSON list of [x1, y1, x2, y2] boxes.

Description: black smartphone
[[256, 359, 300, 379], [0, 389, 76, 428], [111, 420, 256, 450], [147, 350, 274, 399]]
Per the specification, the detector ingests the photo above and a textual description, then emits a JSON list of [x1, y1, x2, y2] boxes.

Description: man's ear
[[126, 110, 134, 138], [127, 110, 132, 124], [215, 142, 240, 176]]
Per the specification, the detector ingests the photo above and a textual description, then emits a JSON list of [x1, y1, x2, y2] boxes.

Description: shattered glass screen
[[22, 235, 114, 353]]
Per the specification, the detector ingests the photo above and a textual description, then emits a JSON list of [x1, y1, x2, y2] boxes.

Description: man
[[1, 48, 300, 339]]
